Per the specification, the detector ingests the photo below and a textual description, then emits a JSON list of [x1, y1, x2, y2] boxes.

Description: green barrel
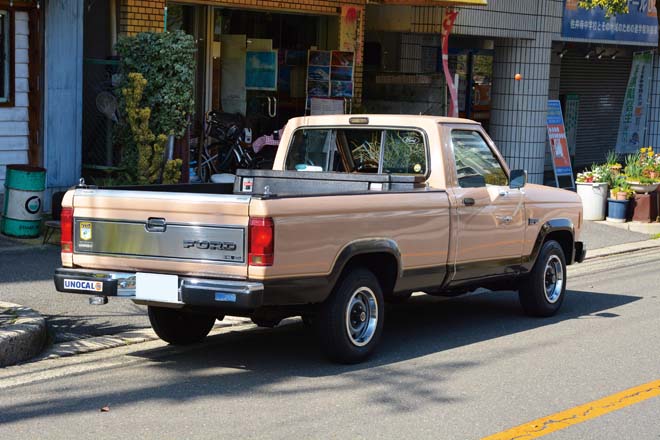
[[2, 165, 46, 238]]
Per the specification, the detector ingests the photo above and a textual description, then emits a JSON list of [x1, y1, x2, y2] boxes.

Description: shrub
[[116, 31, 196, 138]]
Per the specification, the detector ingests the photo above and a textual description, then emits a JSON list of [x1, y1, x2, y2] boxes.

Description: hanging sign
[[564, 94, 579, 156], [616, 51, 654, 154], [547, 100, 575, 188], [562, 0, 658, 44]]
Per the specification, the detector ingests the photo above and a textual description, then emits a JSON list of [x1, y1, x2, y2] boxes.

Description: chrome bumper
[[54, 268, 264, 310]]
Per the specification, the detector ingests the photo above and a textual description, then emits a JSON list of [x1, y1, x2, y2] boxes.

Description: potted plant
[[576, 164, 610, 221], [625, 148, 660, 194], [607, 178, 633, 223], [606, 150, 622, 176]]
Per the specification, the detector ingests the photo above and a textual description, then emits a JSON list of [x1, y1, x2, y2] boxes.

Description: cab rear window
[[286, 128, 427, 175]]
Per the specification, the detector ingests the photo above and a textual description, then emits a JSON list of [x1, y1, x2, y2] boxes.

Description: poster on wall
[[246, 50, 278, 91], [306, 50, 354, 112], [616, 52, 654, 154], [547, 100, 575, 189], [562, 0, 658, 44]]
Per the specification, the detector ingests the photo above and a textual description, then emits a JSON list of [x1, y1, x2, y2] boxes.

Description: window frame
[[284, 126, 430, 178], [0, 9, 13, 107], [449, 128, 509, 188]]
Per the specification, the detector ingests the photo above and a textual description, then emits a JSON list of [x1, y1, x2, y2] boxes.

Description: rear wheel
[[519, 240, 567, 317], [316, 268, 384, 364], [148, 306, 215, 345]]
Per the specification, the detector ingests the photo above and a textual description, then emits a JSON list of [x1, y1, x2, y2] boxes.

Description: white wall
[[0, 11, 30, 194]]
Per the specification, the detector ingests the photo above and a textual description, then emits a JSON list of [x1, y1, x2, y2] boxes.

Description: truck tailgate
[[70, 188, 250, 279]]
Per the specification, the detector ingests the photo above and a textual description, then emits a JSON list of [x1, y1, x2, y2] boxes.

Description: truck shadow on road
[[0, 289, 641, 424]]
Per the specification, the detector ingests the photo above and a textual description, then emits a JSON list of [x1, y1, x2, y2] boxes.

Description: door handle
[[463, 197, 475, 206], [496, 215, 513, 224], [499, 190, 509, 197]]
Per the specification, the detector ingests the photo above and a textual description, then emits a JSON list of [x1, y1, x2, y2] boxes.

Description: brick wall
[[119, 0, 165, 35]]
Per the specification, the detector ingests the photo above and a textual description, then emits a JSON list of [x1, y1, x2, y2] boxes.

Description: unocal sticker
[[63, 279, 103, 292]]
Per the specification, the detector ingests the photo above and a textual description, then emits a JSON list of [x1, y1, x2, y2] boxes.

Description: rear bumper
[[574, 241, 586, 263], [54, 268, 264, 311]]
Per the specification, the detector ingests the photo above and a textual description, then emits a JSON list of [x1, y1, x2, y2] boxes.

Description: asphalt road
[[1, 248, 659, 439]]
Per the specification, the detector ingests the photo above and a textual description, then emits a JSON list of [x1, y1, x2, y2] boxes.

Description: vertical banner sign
[[441, 9, 459, 118], [616, 52, 654, 154], [547, 100, 575, 188], [564, 94, 580, 156]]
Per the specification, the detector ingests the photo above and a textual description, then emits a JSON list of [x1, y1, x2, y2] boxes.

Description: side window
[[382, 130, 426, 174], [451, 130, 508, 188]]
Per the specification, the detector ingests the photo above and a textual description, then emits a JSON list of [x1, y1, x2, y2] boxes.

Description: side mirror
[[510, 169, 527, 189]]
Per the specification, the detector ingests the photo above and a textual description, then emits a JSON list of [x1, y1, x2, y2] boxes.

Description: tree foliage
[[116, 31, 196, 138], [578, 0, 629, 16]]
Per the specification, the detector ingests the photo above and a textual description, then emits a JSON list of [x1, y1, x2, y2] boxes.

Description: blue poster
[[562, 0, 658, 44], [246, 51, 278, 91]]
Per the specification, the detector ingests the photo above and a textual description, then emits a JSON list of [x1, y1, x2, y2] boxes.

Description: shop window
[[0, 11, 11, 104], [451, 130, 507, 187]]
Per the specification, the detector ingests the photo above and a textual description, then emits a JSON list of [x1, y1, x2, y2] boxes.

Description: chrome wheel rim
[[345, 287, 378, 347], [544, 255, 564, 304]]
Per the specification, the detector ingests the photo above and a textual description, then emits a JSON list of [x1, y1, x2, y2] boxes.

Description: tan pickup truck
[[54, 115, 585, 363]]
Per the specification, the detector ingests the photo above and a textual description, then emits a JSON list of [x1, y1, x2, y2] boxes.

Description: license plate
[[135, 272, 179, 303]]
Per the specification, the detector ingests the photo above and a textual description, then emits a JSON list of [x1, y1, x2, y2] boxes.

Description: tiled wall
[[452, 0, 564, 184]]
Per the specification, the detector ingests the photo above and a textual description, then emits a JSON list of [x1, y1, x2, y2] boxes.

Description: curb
[[585, 238, 660, 260], [0, 302, 48, 367]]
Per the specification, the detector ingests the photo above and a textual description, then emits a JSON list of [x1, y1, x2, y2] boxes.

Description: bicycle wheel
[[214, 142, 238, 173]]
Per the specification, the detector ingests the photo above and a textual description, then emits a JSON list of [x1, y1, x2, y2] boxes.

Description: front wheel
[[518, 240, 567, 317], [148, 306, 215, 345], [316, 268, 384, 364]]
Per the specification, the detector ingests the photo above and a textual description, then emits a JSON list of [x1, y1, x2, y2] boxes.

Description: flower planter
[[576, 182, 608, 221], [606, 199, 629, 223], [629, 182, 659, 194]]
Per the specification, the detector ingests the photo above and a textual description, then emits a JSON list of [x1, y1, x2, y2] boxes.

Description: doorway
[[208, 8, 339, 138]]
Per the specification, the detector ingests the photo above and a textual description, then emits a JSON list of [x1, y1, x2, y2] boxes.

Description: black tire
[[148, 306, 215, 345], [316, 268, 385, 364], [519, 240, 567, 317]]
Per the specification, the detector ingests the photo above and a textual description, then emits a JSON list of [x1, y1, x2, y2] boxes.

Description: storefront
[[549, 0, 658, 175], [165, 1, 363, 143]]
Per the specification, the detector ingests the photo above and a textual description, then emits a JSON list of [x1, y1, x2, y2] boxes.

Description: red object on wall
[[441, 9, 459, 118]]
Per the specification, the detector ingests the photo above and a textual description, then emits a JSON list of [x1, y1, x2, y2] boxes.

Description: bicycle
[[199, 111, 275, 182]]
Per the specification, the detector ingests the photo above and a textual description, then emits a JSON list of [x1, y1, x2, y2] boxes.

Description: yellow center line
[[482, 379, 660, 440]]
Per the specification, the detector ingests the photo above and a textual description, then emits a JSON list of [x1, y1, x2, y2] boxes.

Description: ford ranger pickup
[[54, 114, 586, 363]]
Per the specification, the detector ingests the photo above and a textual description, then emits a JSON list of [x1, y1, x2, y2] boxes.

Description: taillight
[[60, 207, 74, 253], [249, 217, 274, 266]]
